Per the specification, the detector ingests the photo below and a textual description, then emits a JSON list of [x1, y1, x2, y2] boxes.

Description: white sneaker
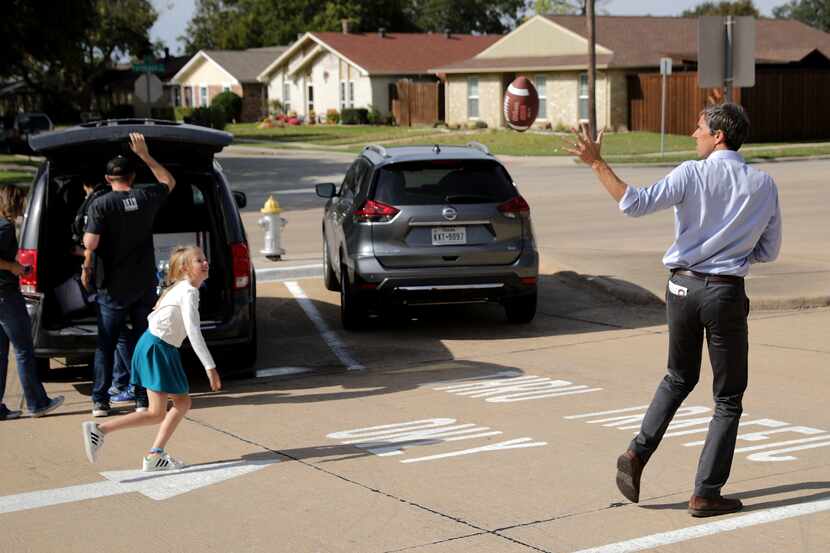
[[142, 452, 186, 472], [82, 421, 104, 463]]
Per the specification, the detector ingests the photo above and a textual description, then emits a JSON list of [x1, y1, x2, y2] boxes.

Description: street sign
[[660, 57, 673, 76], [698, 16, 755, 88], [131, 56, 165, 74]]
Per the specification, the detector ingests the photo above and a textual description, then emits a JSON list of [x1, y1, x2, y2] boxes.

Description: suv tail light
[[353, 199, 399, 223], [498, 195, 530, 218], [17, 249, 38, 294], [230, 242, 250, 289]]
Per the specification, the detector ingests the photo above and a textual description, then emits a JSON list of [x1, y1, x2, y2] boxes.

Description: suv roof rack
[[363, 144, 389, 158], [79, 118, 181, 128], [466, 141, 491, 155]]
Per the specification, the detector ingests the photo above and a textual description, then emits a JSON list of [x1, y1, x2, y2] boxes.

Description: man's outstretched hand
[[129, 132, 150, 159], [563, 123, 605, 167]]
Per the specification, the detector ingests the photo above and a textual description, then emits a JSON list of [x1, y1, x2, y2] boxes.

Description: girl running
[[82, 245, 222, 470]]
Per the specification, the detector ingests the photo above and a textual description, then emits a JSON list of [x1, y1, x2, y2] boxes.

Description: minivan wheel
[[323, 239, 340, 292], [505, 291, 537, 324], [340, 265, 366, 331]]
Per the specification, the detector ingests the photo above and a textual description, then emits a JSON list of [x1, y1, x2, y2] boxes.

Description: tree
[[681, 0, 760, 17], [534, 0, 608, 16], [773, 0, 830, 32], [2, 0, 156, 118], [409, 0, 526, 34]]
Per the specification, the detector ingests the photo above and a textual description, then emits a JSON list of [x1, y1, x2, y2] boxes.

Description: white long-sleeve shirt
[[148, 279, 216, 372]]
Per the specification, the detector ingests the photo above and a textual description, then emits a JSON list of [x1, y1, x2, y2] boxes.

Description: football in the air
[[503, 76, 539, 132]]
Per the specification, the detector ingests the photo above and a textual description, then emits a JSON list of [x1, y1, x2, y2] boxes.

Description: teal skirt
[[131, 331, 189, 394]]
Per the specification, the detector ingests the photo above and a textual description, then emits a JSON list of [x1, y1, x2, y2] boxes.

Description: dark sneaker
[[0, 404, 22, 421], [688, 495, 743, 517], [92, 401, 110, 417], [616, 449, 644, 503], [31, 395, 65, 418]]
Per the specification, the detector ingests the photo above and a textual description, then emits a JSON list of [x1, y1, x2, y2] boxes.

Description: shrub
[[554, 121, 570, 133], [211, 91, 242, 123], [105, 104, 134, 119], [269, 99, 284, 115], [308, 110, 317, 125], [174, 106, 193, 122], [341, 108, 369, 125], [188, 106, 227, 130], [366, 105, 383, 125], [151, 107, 175, 121], [466, 120, 487, 129], [326, 108, 339, 124]]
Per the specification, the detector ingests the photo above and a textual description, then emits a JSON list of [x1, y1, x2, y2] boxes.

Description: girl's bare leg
[[97, 390, 168, 434], [151, 393, 191, 451]]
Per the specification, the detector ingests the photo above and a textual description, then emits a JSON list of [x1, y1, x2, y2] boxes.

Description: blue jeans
[[93, 288, 156, 404], [111, 331, 131, 391], [0, 289, 50, 412]]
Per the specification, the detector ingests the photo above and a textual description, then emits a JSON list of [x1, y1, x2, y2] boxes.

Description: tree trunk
[[586, 0, 597, 140]]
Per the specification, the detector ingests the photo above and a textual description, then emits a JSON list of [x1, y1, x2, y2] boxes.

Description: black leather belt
[[671, 269, 743, 284]]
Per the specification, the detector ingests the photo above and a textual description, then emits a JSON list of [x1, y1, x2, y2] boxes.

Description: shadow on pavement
[[642, 481, 830, 512]]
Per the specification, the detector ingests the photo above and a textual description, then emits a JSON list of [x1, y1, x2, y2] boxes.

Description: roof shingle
[[203, 46, 289, 82]]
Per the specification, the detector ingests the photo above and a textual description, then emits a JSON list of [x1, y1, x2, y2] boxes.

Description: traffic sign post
[[698, 16, 755, 101], [132, 56, 166, 116], [660, 57, 672, 157]]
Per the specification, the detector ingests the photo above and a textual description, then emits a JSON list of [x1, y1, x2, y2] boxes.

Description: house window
[[307, 84, 314, 115], [184, 86, 193, 108], [340, 81, 346, 110], [348, 81, 354, 108], [283, 82, 291, 113], [467, 77, 479, 119], [200, 85, 208, 107], [535, 75, 547, 119], [578, 73, 589, 121], [173, 87, 181, 107], [222, 84, 231, 93]]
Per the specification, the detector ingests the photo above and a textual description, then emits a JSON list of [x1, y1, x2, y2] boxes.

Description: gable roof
[[173, 46, 289, 84], [547, 15, 830, 68], [259, 32, 501, 79]]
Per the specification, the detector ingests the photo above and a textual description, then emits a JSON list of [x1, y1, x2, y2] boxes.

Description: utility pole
[[586, 0, 597, 140]]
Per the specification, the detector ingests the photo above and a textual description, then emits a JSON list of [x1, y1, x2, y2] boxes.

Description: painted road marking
[[256, 264, 322, 283], [284, 280, 364, 371], [569, 497, 830, 553], [430, 373, 602, 403], [327, 418, 546, 463], [566, 404, 830, 463], [0, 457, 280, 515]]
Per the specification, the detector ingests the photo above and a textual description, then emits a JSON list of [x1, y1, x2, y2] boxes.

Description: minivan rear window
[[373, 160, 516, 205]]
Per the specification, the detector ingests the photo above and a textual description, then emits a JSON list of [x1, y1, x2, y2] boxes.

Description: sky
[[150, 0, 789, 55]]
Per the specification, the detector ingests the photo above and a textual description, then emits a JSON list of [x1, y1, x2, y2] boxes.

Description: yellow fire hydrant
[[258, 195, 286, 261]]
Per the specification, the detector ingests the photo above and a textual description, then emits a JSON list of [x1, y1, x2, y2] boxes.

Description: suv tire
[[323, 239, 340, 292], [340, 264, 366, 331], [505, 291, 537, 324]]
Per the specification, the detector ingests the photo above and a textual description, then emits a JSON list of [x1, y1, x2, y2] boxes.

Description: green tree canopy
[[681, 0, 760, 17], [2, 0, 156, 118], [533, 0, 609, 16], [183, 0, 526, 53], [773, 0, 830, 32]]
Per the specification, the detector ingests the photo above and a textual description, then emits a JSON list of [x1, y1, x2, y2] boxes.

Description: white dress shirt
[[618, 149, 782, 276], [148, 279, 216, 372]]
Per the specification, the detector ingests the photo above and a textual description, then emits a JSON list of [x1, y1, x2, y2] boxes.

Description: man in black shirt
[[82, 133, 176, 417]]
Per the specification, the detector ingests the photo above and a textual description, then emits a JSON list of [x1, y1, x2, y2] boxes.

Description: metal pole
[[660, 72, 666, 157], [145, 70, 151, 118], [724, 15, 734, 103], [586, 0, 597, 140]]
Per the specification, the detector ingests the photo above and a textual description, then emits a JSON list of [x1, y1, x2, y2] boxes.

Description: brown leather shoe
[[688, 495, 743, 517], [615, 450, 644, 503]]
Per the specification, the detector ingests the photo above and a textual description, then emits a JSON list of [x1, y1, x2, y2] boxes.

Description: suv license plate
[[432, 226, 466, 245]]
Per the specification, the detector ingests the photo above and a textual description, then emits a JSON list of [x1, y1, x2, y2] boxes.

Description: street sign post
[[698, 16, 755, 101], [132, 56, 166, 116], [660, 57, 672, 157]]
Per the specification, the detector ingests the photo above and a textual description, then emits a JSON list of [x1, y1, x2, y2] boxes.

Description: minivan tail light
[[497, 195, 530, 218], [353, 199, 399, 223], [230, 242, 250, 289], [17, 249, 38, 294]]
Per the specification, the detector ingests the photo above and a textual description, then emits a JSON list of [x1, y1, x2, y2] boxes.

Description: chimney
[[378, 27, 386, 38], [164, 47, 170, 60], [341, 19, 350, 34], [297, 32, 303, 41]]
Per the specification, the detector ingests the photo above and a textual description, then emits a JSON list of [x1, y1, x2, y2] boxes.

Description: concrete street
[[1, 149, 828, 552]]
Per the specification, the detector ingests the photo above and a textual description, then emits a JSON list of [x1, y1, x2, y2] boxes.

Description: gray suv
[[316, 143, 538, 329]]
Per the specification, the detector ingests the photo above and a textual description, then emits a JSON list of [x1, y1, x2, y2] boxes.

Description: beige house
[[170, 47, 288, 122]]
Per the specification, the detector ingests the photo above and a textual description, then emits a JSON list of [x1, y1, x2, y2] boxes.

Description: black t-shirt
[[86, 183, 168, 303], [0, 218, 19, 291]]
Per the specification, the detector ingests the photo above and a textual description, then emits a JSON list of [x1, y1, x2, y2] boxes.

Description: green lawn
[[0, 154, 41, 168], [226, 123, 445, 146], [0, 171, 33, 185]]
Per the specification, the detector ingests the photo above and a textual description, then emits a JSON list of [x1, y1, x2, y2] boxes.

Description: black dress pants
[[630, 272, 749, 498]]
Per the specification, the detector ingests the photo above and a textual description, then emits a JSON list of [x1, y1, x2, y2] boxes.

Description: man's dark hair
[[105, 155, 136, 178], [702, 103, 750, 151]]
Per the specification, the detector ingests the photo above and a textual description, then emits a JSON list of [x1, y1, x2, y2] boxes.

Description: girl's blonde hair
[[155, 245, 204, 307], [0, 185, 27, 220]]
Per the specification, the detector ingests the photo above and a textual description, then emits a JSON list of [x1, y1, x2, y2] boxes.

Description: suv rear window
[[373, 159, 516, 205], [19, 114, 51, 131]]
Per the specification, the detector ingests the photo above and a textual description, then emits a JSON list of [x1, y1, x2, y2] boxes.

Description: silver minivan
[[316, 143, 538, 329]]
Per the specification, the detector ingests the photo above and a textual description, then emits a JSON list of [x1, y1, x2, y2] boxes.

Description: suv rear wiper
[[444, 194, 496, 203]]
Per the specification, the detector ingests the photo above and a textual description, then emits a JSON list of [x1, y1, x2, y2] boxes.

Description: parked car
[[1, 112, 54, 154], [316, 143, 539, 329], [21, 119, 257, 375]]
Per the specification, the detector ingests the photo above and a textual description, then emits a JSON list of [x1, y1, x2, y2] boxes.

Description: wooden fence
[[391, 80, 443, 127], [628, 69, 830, 142]]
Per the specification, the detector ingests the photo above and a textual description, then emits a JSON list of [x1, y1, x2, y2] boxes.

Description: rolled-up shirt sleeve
[[181, 288, 216, 372], [619, 161, 690, 217], [748, 183, 782, 264]]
